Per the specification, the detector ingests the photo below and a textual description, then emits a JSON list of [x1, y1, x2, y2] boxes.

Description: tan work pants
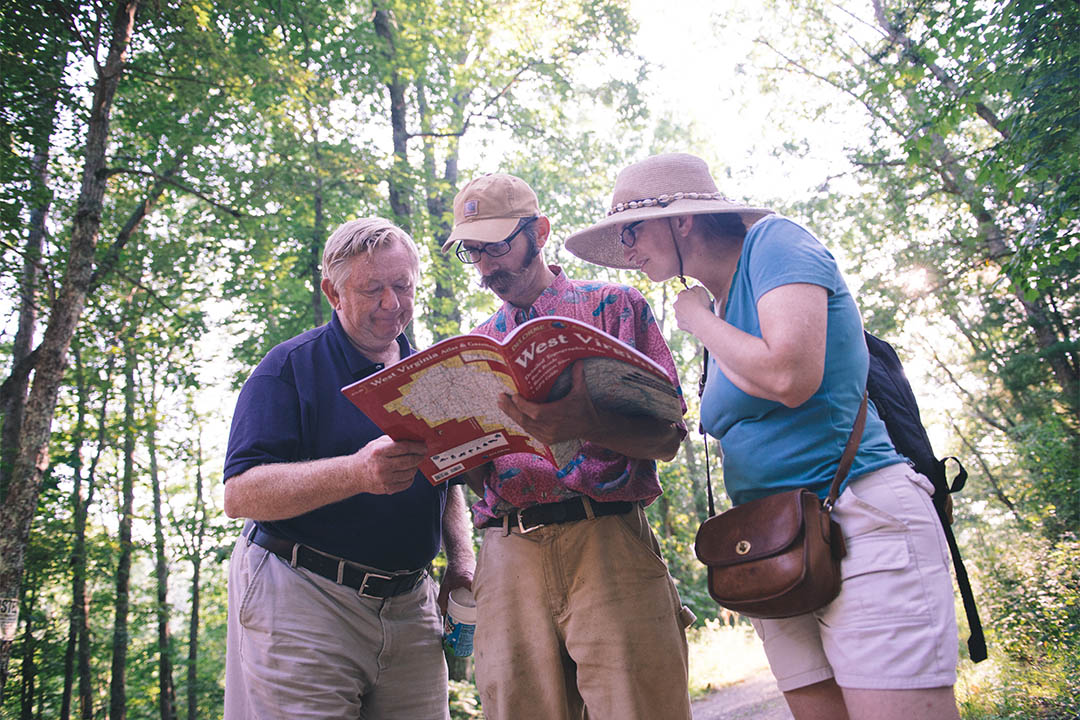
[[473, 504, 692, 720]]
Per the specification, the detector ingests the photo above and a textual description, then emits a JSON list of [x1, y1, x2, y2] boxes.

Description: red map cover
[[341, 316, 683, 484]]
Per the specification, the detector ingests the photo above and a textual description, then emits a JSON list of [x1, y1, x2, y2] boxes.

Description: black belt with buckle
[[481, 497, 634, 534], [244, 524, 424, 598]]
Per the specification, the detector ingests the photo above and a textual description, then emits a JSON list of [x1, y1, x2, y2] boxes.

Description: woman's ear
[[672, 213, 695, 237]]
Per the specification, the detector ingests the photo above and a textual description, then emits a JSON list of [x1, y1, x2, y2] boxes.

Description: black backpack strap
[[943, 456, 968, 493], [941, 506, 987, 662], [932, 455, 984, 661]]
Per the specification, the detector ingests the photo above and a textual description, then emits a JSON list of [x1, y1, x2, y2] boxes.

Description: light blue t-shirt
[[700, 216, 902, 506]]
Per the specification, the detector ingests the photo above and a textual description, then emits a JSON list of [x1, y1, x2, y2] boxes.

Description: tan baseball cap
[[441, 173, 540, 252]]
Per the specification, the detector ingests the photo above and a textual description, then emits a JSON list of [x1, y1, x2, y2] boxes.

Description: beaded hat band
[[608, 191, 732, 216], [565, 153, 774, 270]]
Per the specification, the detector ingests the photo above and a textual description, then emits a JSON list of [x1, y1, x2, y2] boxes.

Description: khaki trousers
[[473, 504, 692, 720], [224, 536, 449, 720]]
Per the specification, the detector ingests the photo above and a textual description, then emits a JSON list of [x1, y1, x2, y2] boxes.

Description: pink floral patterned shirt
[[470, 266, 687, 526]]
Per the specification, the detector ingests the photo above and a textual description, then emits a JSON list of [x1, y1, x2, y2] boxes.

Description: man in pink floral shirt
[[442, 172, 694, 720]]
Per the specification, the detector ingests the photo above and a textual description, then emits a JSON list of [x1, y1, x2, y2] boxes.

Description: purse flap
[[695, 489, 812, 566]]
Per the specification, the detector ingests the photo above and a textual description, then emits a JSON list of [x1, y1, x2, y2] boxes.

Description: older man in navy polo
[[223, 217, 474, 719]]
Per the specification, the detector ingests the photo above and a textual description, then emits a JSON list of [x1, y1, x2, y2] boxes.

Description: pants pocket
[[610, 507, 669, 578], [237, 544, 273, 630], [820, 532, 929, 626]]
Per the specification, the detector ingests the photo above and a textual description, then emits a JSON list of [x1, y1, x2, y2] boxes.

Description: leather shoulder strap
[[825, 392, 868, 510]]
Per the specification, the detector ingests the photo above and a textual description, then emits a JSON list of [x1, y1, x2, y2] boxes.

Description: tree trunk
[[310, 142, 325, 328], [60, 347, 90, 720], [149, 397, 178, 720], [682, 432, 708, 522], [78, 352, 116, 720], [18, 586, 35, 720], [416, 78, 465, 341], [372, 4, 412, 232], [0, 21, 64, 499], [185, 430, 206, 720], [0, 147, 49, 501], [108, 344, 137, 720], [0, 0, 140, 690]]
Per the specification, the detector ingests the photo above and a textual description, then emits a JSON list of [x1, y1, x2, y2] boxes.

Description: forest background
[[0, 0, 1076, 718]]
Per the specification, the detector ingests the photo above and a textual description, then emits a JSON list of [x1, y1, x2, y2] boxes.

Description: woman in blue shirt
[[567, 153, 960, 720]]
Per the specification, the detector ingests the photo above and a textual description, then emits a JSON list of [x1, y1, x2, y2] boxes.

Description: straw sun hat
[[564, 153, 774, 269]]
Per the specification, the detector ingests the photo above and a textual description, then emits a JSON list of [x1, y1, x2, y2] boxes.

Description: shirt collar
[[501, 265, 568, 328]]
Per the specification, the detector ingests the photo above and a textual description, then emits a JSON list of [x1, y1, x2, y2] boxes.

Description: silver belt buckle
[[516, 510, 544, 534], [357, 571, 393, 599]]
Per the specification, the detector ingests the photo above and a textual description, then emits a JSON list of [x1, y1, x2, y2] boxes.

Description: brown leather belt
[[244, 523, 424, 598], [481, 497, 634, 534]]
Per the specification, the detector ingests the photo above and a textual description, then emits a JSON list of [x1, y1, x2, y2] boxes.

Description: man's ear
[[535, 216, 552, 248], [321, 277, 340, 310]]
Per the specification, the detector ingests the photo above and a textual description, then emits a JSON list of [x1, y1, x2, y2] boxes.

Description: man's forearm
[[224, 436, 426, 521], [442, 485, 476, 572], [223, 455, 362, 521]]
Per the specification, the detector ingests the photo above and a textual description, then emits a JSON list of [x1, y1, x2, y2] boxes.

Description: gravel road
[[691, 667, 794, 720]]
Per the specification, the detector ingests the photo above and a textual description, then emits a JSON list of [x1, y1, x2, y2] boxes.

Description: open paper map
[[341, 316, 683, 484]]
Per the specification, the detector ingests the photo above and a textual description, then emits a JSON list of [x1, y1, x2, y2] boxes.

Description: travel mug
[[443, 587, 476, 657]]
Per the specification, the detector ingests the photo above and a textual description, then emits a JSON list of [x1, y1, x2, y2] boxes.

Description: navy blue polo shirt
[[224, 312, 446, 571]]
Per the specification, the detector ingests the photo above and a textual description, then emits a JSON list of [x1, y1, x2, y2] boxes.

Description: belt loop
[[336, 560, 345, 585], [290, 543, 299, 568], [582, 496, 596, 520], [244, 522, 257, 546]]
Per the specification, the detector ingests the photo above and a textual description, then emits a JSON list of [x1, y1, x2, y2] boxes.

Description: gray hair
[[321, 217, 420, 289]]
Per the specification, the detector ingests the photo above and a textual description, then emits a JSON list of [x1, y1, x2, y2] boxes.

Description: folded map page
[[341, 316, 684, 485]]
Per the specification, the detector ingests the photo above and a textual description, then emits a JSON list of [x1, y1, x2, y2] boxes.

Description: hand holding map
[[341, 316, 683, 484]]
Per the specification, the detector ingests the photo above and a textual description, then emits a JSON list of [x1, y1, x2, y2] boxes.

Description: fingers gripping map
[[383, 351, 550, 466], [342, 316, 682, 484]]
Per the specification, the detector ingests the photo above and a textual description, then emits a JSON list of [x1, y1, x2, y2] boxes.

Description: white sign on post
[[1, 596, 19, 642]]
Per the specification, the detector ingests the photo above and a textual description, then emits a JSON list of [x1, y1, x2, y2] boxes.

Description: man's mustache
[[480, 270, 516, 290]]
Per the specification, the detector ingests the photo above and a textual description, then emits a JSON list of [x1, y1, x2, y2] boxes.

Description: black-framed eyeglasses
[[455, 217, 538, 263], [619, 220, 645, 248]]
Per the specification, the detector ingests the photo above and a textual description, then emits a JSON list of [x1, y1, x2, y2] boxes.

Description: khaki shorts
[[750, 463, 959, 691]]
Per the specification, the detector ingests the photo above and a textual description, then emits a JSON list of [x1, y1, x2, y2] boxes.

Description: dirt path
[[691, 667, 793, 720]]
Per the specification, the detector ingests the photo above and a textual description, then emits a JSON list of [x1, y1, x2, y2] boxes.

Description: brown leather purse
[[692, 348, 868, 619]]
